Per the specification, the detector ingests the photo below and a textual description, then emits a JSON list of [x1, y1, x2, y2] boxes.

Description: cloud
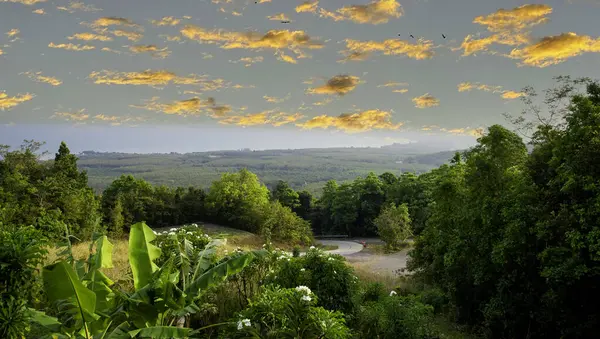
[[48, 42, 95, 51], [393, 89, 408, 93], [456, 5, 552, 56], [87, 17, 140, 29], [508, 32, 600, 67], [412, 93, 439, 108], [441, 127, 485, 137], [377, 81, 409, 87], [52, 109, 89, 121], [342, 38, 434, 61], [501, 90, 525, 99], [101, 47, 123, 54], [22, 71, 62, 86], [32, 8, 45, 14], [296, 1, 318, 13], [217, 110, 303, 127], [263, 93, 290, 103], [89, 70, 207, 87], [229, 56, 264, 66], [1, 0, 46, 5], [6, 29, 20, 42], [267, 13, 291, 21], [0, 91, 34, 110], [473, 4, 552, 33], [337, 51, 370, 63], [108, 29, 143, 42], [180, 25, 324, 62], [306, 75, 360, 95], [67, 32, 113, 41], [129, 45, 171, 59], [0, 48, 3, 55], [297, 109, 401, 133], [458, 81, 525, 99], [57, 1, 102, 13], [131, 96, 230, 116], [312, 98, 333, 106], [318, 0, 402, 24], [151, 16, 181, 26], [219, 7, 242, 16], [160, 34, 183, 42]]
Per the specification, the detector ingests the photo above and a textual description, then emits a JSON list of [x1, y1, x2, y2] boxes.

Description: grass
[[361, 242, 410, 255]]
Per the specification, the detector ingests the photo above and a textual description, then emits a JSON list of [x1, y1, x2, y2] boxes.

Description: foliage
[[225, 285, 351, 339], [268, 248, 358, 314], [205, 169, 270, 233], [374, 203, 412, 250], [152, 224, 212, 266], [270, 180, 300, 210], [259, 201, 313, 245]]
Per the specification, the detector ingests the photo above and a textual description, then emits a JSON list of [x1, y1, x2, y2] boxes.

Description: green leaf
[[185, 250, 266, 298], [43, 261, 98, 325], [26, 308, 61, 331], [190, 241, 218, 282], [93, 236, 114, 270], [128, 222, 162, 291], [128, 326, 191, 338], [102, 321, 131, 339]]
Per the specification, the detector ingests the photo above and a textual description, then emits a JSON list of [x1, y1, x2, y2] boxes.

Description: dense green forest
[[76, 145, 457, 195], [2, 76, 600, 338]]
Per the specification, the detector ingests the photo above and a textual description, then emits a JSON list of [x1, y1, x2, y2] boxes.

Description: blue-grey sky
[[1, 0, 600, 152]]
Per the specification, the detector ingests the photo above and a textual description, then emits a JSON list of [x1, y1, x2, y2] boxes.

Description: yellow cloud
[[508, 32, 600, 67], [160, 34, 183, 42], [109, 29, 143, 42], [89, 70, 206, 87], [342, 38, 434, 61], [88, 17, 140, 29], [129, 45, 171, 59], [217, 110, 303, 127], [457, 32, 529, 56], [229, 56, 264, 66], [0, 91, 34, 110], [263, 94, 290, 103], [393, 89, 408, 93], [276, 50, 298, 64], [473, 4, 552, 33], [67, 32, 113, 41], [180, 25, 323, 61], [441, 127, 485, 137], [131, 96, 229, 116], [57, 1, 101, 13], [337, 51, 370, 63], [377, 81, 409, 87], [297, 109, 401, 133], [412, 93, 440, 108], [501, 90, 525, 99], [6, 29, 20, 40], [326, 0, 402, 24], [312, 98, 333, 106], [306, 75, 360, 96], [0, 48, 3, 55], [267, 13, 291, 21], [52, 109, 89, 121], [101, 47, 123, 54], [151, 16, 181, 26], [48, 42, 95, 51], [458, 82, 525, 100], [22, 71, 62, 86], [32, 8, 45, 14], [296, 1, 318, 13], [1, 0, 46, 5], [92, 114, 146, 126]]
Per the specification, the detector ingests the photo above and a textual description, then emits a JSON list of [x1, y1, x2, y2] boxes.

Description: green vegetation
[[2, 76, 600, 338]]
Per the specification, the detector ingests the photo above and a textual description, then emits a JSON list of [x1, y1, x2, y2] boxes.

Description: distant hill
[[78, 145, 461, 195]]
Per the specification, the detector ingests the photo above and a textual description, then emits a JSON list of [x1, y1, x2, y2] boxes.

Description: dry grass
[[351, 263, 403, 291], [45, 238, 133, 290]]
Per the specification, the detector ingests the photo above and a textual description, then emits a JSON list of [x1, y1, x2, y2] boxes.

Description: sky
[[1, 0, 600, 153]]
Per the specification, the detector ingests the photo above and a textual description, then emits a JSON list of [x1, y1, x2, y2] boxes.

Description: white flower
[[262, 244, 266, 248], [287, 258, 291, 261], [168, 232, 175, 235], [237, 318, 251, 330], [301, 295, 312, 302], [170, 228, 177, 232], [192, 223, 198, 227], [309, 246, 315, 249], [334, 270, 337, 274], [300, 268, 305, 272], [295, 285, 312, 295], [277, 255, 286, 260], [187, 232, 193, 235], [328, 257, 334, 261], [153, 230, 157, 234], [389, 290, 397, 296]]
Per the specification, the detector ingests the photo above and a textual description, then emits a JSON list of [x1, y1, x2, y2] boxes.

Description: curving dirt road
[[318, 239, 410, 276]]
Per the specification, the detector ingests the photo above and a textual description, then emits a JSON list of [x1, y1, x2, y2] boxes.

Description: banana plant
[[31, 222, 266, 338]]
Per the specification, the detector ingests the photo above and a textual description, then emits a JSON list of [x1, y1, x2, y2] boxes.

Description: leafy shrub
[[225, 285, 351, 339], [374, 203, 412, 251], [352, 285, 439, 339], [259, 201, 313, 245], [0, 296, 31, 338], [153, 224, 211, 266], [267, 248, 358, 313]]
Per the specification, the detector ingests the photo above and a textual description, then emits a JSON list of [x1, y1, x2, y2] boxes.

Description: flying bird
[[442, 34, 446, 39], [281, 20, 290, 24], [409, 34, 414, 38], [397, 34, 401, 36]]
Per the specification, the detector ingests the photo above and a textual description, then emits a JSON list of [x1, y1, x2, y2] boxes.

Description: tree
[[295, 190, 314, 220], [108, 196, 125, 238], [374, 203, 412, 250], [204, 169, 270, 232], [270, 180, 300, 210]]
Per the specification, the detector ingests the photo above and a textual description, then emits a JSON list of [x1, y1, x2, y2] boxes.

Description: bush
[[352, 285, 439, 339], [152, 224, 211, 266], [374, 203, 412, 251], [224, 285, 351, 339], [259, 201, 313, 245], [267, 248, 358, 313]]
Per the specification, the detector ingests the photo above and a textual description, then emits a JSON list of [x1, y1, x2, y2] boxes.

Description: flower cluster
[[296, 285, 313, 302], [153, 224, 212, 264], [237, 318, 251, 330]]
